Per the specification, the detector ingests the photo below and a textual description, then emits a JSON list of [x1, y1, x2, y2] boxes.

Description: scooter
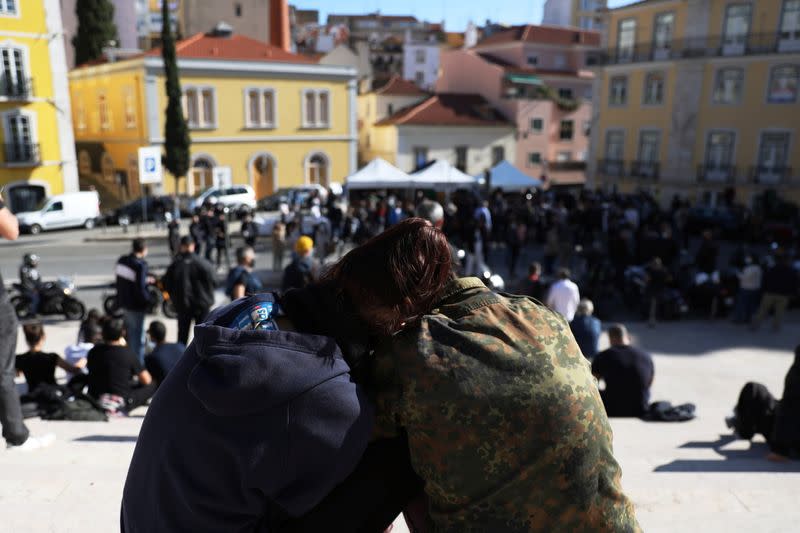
[[11, 278, 86, 320]]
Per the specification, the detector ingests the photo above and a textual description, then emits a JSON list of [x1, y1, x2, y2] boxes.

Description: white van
[[188, 185, 257, 212], [16, 191, 101, 235]]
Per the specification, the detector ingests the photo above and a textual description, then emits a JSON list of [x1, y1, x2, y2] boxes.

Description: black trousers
[[177, 307, 209, 346], [126, 382, 157, 412], [0, 298, 29, 445], [276, 436, 425, 533], [734, 382, 777, 442]]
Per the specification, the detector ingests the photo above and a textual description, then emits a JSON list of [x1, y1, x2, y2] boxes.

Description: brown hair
[[23, 322, 45, 346], [323, 217, 453, 335]]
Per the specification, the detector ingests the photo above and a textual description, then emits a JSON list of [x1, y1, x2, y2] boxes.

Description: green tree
[[161, 0, 190, 198], [72, 0, 118, 66]]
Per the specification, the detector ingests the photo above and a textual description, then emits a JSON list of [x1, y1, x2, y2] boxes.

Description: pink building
[[438, 25, 600, 187]]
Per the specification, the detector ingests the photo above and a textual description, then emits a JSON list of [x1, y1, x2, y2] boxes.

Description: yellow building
[[590, 0, 800, 207], [0, 0, 78, 212], [69, 27, 356, 206]]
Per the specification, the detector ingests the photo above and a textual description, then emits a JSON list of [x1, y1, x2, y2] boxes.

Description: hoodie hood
[[187, 295, 352, 417]]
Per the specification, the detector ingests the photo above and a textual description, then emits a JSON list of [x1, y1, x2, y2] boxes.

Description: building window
[[0, 0, 17, 15], [605, 130, 624, 161], [413, 146, 428, 169], [387, 103, 394, 116], [183, 87, 216, 128], [1, 46, 27, 97], [306, 153, 328, 185], [554, 54, 567, 69], [78, 150, 91, 176], [617, 19, 636, 61], [527, 55, 538, 66], [722, 4, 752, 51], [2, 111, 35, 162], [643, 72, 665, 105], [455, 146, 468, 171], [302, 89, 331, 128], [713, 68, 744, 104], [98, 92, 110, 130], [638, 131, 661, 162], [558, 88, 574, 99], [531, 118, 543, 133], [415, 71, 425, 86], [609, 76, 628, 105], [556, 151, 571, 162], [492, 145, 505, 165], [124, 87, 136, 129], [415, 49, 425, 63], [245, 88, 277, 128], [235, 3, 242, 17], [705, 131, 735, 169], [579, 17, 594, 30], [767, 65, 799, 103], [581, 0, 595, 10], [101, 152, 115, 182], [559, 120, 574, 140], [583, 120, 591, 135], [653, 12, 675, 52], [527, 152, 542, 166], [758, 132, 790, 170], [74, 92, 86, 131], [780, 0, 800, 41]]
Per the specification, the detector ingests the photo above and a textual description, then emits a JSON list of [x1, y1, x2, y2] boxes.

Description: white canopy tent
[[344, 158, 414, 190], [410, 159, 479, 190]]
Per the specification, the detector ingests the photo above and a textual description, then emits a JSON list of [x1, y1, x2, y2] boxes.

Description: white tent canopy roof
[[345, 158, 414, 190], [410, 159, 479, 189]]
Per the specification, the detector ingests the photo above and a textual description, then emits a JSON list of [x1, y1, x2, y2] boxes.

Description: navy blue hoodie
[[121, 295, 374, 532]]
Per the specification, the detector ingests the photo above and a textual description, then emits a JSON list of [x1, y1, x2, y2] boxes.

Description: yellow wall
[[364, 125, 398, 165]]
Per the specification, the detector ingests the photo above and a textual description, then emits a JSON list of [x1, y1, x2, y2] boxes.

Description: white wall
[[542, 0, 572, 26], [402, 43, 440, 91], [395, 126, 515, 175]]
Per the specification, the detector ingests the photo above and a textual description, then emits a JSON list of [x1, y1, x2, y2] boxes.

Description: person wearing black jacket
[[115, 238, 151, 364], [189, 214, 205, 256], [241, 213, 259, 248], [752, 252, 798, 332], [164, 237, 216, 346]]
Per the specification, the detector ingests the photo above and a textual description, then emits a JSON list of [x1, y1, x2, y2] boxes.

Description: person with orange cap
[[282, 235, 318, 292]]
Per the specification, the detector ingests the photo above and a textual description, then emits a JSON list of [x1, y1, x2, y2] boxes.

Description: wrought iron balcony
[[749, 165, 793, 185], [548, 160, 587, 172], [697, 164, 737, 183], [597, 158, 626, 177], [0, 77, 33, 99], [630, 160, 660, 180], [592, 32, 800, 66], [3, 143, 40, 164]]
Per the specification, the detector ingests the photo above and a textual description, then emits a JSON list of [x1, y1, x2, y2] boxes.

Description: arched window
[[306, 153, 328, 186], [191, 156, 215, 193], [101, 152, 115, 182], [250, 153, 276, 198], [78, 150, 92, 176]]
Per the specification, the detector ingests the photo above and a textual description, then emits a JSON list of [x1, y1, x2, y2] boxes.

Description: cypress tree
[[161, 0, 190, 197], [72, 0, 118, 66]]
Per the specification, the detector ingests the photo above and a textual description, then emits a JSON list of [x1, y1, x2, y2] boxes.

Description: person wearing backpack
[[164, 237, 216, 345], [282, 236, 318, 292], [226, 246, 263, 301]]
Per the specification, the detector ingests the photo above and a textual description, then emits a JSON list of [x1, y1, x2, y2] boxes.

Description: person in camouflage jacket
[[371, 277, 641, 532]]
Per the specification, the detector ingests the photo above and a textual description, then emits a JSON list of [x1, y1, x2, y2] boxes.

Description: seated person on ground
[[65, 321, 102, 375], [144, 320, 184, 386], [592, 324, 655, 417], [729, 345, 800, 461], [16, 322, 79, 393], [570, 298, 602, 359], [87, 317, 155, 412]]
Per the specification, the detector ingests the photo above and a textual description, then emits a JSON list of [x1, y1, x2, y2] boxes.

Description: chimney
[[270, 0, 290, 51]]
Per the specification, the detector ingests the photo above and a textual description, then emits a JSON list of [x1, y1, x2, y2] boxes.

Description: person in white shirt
[[546, 268, 581, 321], [734, 255, 763, 324]]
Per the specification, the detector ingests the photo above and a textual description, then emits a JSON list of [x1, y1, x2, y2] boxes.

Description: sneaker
[[6, 433, 55, 452]]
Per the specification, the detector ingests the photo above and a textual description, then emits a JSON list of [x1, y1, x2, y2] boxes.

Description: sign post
[[138, 146, 163, 230]]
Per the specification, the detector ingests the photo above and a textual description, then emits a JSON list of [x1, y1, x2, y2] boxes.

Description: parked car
[[188, 185, 256, 212], [103, 195, 190, 226], [257, 185, 329, 211], [16, 191, 100, 235]]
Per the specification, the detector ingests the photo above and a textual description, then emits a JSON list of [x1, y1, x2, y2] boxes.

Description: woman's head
[[323, 217, 452, 335]]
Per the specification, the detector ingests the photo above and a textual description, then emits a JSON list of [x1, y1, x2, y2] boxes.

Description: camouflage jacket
[[371, 278, 640, 533]]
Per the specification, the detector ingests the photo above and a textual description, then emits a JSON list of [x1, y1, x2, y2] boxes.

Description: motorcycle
[[11, 278, 86, 320], [103, 277, 178, 319]]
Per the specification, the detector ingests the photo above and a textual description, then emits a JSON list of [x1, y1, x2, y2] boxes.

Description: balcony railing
[[750, 165, 793, 185], [630, 160, 660, 180], [593, 32, 800, 65], [3, 143, 40, 164], [697, 164, 737, 183], [597, 158, 626, 176], [0, 77, 33, 99], [548, 160, 587, 172]]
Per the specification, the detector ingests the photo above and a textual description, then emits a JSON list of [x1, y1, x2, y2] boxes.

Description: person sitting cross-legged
[[145, 320, 184, 387], [16, 322, 80, 393], [87, 317, 156, 413], [592, 324, 655, 417]]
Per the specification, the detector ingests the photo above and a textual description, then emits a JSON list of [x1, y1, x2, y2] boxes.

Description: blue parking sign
[[145, 157, 156, 172]]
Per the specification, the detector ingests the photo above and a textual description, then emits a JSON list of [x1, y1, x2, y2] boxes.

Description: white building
[[542, 0, 607, 30], [402, 32, 441, 90]]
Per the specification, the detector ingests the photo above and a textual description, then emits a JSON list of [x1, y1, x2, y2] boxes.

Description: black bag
[[24, 384, 108, 422], [643, 401, 696, 422]]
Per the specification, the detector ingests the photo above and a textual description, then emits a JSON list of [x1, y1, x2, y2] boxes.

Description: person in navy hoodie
[[120, 219, 448, 532]]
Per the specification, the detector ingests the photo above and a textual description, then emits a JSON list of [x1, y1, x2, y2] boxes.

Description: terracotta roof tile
[[376, 93, 510, 127], [144, 33, 314, 63], [477, 53, 592, 79], [374, 75, 427, 96], [476, 24, 600, 47]]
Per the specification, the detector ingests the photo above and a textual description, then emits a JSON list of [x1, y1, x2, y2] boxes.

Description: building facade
[[402, 33, 441, 90], [366, 93, 515, 175], [1, 0, 78, 212], [69, 28, 356, 206], [589, 0, 800, 206], [543, 0, 608, 30], [438, 25, 600, 187]]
